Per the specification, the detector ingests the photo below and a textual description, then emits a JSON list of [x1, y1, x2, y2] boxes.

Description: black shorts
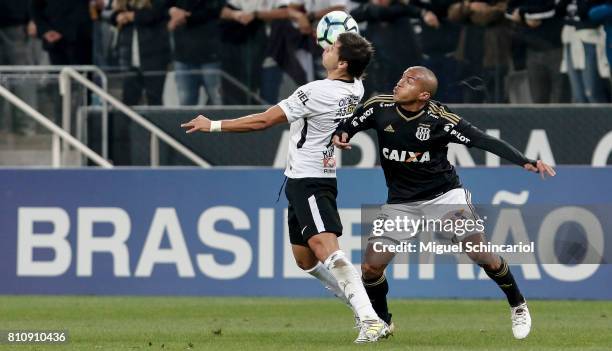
[[285, 177, 343, 246]]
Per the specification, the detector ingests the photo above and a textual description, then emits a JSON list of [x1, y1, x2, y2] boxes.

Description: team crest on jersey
[[415, 124, 431, 141], [322, 146, 336, 173]]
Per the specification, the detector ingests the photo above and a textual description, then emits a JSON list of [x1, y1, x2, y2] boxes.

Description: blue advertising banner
[[0, 167, 610, 299]]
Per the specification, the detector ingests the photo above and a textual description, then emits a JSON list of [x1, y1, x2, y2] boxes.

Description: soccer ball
[[316, 11, 359, 49]]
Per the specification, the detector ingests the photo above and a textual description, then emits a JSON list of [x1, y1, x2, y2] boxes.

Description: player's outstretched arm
[[180, 105, 288, 133], [471, 135, 556, 179], [332, 104, 375, 150], [450, 119, 556, 179], [469, 131, 556, 179]]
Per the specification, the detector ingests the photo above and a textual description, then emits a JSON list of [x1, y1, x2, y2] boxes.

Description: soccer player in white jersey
[[180, 32, 390, 343]]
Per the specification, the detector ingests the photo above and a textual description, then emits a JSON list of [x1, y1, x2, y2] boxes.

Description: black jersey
[[336, 95, 534, 203]]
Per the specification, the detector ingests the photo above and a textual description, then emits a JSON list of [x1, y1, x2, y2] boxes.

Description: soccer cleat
[[354, 319, 390, 343], [386, 313, 394, 335], [388, 321, 395, 335], [511, 302, 531, 339]]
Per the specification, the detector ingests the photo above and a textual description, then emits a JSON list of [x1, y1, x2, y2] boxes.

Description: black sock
[[363, 274, 391, 324], [482, 257, 525, 307]]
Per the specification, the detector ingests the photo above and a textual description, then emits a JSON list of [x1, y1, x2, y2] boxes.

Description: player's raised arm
[[180, 105, 288, 133], [447, 114, 556, 179], [332, 104, 375, 150]]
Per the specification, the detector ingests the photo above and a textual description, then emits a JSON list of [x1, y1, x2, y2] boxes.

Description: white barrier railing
[[0, 65, 110, 159], [0, 83, 112, 168], [59, 67, 210, 168]]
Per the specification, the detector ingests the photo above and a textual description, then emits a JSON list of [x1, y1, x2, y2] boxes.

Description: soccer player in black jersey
[[333, 66, 556, 340]]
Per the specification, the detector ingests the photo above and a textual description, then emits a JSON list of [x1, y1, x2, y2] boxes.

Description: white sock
[[304, 262, 353, 309], [324, 250, 379, 321]]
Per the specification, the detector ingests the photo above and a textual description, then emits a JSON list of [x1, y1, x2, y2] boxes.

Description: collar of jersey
[[396, 104, 426, 122]]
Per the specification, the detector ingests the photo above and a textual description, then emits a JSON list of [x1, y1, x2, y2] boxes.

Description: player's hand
[[181, 115, 211, 133], [332, 132, 352, 150], [524, 160, 556, 179]]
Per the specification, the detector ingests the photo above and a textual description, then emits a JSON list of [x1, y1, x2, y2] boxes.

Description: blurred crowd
[[1, 0, 612, 108]]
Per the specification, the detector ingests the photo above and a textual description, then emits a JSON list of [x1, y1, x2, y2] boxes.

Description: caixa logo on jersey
[[382, 148, 430, 163]]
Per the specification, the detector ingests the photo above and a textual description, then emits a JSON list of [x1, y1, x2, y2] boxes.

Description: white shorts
[[368, 188, 482, 243]]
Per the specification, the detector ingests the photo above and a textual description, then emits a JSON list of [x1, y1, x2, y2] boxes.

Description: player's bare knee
[[468, 251, 488, 265], [308, 234, 340, 262], [307, 237, 326, 257], [473, 253, 501, 270], [482, 258, 502, 271], [362, 262, 385, 280], [467, 250, 480, 263], [295, 257, 317, 271]]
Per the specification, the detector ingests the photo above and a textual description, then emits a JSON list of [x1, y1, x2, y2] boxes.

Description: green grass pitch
[[1, 296, 611, 350]]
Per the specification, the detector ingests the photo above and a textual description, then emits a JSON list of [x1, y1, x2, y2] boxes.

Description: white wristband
[[210, 120, 222, 132]]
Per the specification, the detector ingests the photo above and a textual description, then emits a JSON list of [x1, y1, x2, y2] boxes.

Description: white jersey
[[278, 78, 364, 179]]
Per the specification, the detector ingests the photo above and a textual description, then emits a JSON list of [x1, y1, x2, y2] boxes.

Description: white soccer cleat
[[354, 319, 390, 343], [511, 302, 531, 339]]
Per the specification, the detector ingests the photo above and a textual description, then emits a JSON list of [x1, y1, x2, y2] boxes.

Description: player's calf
[[476, 254, 531, 339], [308, 233, 389, 343], [292, 244, 358, 324], [464, 236, 525, 307], [463, 231, 530, 339], [362, 262, 392, 325], [307, 232, 341, 261], [476, 255, 525, 308]]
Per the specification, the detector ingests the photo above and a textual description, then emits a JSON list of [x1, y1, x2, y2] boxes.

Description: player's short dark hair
[[337, 32, 374, 79]]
